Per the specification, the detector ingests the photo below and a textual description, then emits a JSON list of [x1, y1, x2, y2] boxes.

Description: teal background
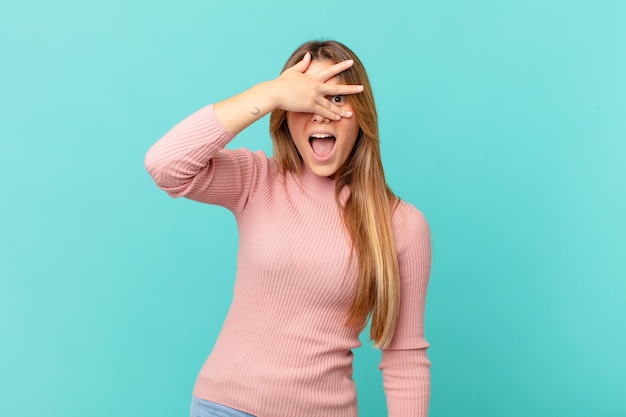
[[1, 1, 624, 416]]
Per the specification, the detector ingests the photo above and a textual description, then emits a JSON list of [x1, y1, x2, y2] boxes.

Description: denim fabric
[[190, 396, 256, 417]]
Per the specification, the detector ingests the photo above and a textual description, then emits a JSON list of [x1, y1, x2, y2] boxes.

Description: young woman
[[145, 40, 432, 417]]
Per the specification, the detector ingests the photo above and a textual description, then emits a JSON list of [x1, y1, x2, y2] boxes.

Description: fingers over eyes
[[320, 83, 364, 96]]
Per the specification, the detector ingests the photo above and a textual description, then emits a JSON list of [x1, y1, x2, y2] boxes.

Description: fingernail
[[345, 111, 353, 117]]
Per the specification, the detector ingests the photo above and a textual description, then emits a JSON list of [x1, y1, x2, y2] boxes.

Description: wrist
[[253, 80, 280, 113]]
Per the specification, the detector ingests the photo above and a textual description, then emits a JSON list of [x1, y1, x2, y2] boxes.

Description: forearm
[[380, 348, 431, 417], [213, 81, 279, 135], [145, 78, 279, 185]]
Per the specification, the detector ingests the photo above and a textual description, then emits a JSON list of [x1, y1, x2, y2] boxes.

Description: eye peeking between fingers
[[329, 95, 346, 105]]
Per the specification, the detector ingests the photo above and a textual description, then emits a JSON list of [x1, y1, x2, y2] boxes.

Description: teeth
[[310, 133, 334, 139]]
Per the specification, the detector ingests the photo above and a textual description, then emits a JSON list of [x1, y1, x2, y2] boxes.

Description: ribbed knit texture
[[145, 105, 432, 417]]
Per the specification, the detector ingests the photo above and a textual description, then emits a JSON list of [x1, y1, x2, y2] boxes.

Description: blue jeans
[[190, 396, 256, 417]]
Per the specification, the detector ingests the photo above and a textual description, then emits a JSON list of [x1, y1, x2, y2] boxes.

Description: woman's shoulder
[[392, 199, 429, 227], [391, 200, 431, 247]]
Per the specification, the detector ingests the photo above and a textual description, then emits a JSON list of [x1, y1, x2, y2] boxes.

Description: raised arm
[[144, 54, 364, 214]]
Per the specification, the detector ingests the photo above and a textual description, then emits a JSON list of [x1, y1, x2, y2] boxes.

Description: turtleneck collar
[[297, 163, 337, 200], [294, 163, 353, 205]]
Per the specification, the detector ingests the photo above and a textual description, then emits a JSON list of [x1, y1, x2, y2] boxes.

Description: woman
[[145, 40, 432, 417]]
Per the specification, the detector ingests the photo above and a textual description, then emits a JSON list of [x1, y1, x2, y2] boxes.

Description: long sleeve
[[144, 104, 271, 216], [380, 204, 432, 417]]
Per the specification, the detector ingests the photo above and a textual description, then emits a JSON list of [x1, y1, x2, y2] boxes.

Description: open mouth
[[309, 133, 336, 159]]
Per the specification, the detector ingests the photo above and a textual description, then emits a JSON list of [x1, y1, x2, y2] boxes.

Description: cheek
[[343, 119, 360, 149], [286, 116, 295, 138], [286, 118, 307, 156], [286, 115, 306, 141]]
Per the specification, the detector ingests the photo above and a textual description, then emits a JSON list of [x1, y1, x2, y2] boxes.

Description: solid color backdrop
[[1, 1, 624, 416]]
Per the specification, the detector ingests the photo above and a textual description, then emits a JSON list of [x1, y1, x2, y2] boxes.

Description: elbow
[[144, 147, 165, 188], [144, 146, 179, 195], [144, 148, 196, 199]]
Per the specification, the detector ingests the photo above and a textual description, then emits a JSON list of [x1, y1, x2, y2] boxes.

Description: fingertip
[[294, 52, 312, 70]]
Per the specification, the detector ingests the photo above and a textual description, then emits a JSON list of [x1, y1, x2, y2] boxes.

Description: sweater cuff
[[205, 104, 236, 139]]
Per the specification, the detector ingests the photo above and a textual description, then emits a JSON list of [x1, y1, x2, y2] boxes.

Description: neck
[[298, 163, 336, 199]]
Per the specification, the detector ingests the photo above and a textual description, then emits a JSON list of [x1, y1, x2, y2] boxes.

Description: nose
[[312, 113, 331, 124]]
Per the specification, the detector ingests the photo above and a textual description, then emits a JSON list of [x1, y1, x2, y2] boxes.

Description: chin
[[310, 164, 338, 178]]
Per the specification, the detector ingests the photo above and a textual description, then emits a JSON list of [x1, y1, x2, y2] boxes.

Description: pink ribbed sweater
[[144, 105, 432, 417]]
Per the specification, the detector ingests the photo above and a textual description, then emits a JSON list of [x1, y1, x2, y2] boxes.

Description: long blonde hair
[[269, 40, 400, 348]]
